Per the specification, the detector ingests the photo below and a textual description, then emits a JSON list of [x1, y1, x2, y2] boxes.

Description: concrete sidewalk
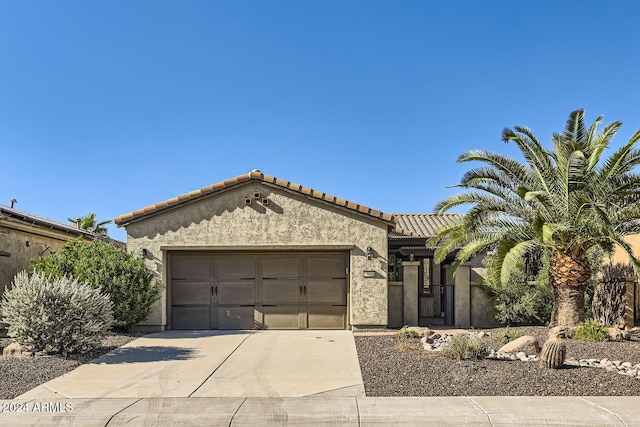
[[18, 330, 365, 399], [2, 396, 640, 426]]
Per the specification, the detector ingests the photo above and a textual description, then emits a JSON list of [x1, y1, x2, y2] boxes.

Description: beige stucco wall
[[610, 234, 640, 267], [123, 182, 390, 329], [0, 224, 74, 294], [469, 255, 500, 328]]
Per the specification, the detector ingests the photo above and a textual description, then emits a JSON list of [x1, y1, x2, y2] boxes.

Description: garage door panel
[[172, 306, 211, 329], [306, 280, 347, 304], [170, 252, 349, 330], [307, 256, 347, 278], [307, 305, 346, 329], [172, 256, 211, 280], [172, 281, 211, 305], [218, 307, 255, 329], [263, 257, 300, 278], [262, 305, 301, 329], [218, 281, 255, 305], [262, 280, 301, 304], [216, 257, 255, 279]]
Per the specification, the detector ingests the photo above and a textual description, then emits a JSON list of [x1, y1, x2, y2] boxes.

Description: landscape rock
[[403, 326, 432, 338], [607, 327, 625, 341], [428, 332, 441, 341], [498, 335, 540, 355], [3, 342, 32, 357]]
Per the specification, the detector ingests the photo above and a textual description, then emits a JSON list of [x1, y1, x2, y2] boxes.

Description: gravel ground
[[3, 327, 640, 399], [355, 326, 640, 396], [0, 334, 142, 399]]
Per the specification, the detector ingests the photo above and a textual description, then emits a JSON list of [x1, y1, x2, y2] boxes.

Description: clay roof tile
[[115, 170, 395, 226]]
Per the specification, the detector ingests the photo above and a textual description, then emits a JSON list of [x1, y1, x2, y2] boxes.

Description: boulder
[[498, 335, 540, 355], [3, 342, 31, 357], [606, 327, 631, 341], [403, 326, 432, 338]]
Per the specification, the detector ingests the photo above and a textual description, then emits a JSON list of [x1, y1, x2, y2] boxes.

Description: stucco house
[[0, 204, 122, 295], [608, 235, 640, 327], [114, 170, 496, 331]]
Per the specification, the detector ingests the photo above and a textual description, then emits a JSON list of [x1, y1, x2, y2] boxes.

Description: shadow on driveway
[[90, 346, 198, 364], [141, 330, 252, 339]]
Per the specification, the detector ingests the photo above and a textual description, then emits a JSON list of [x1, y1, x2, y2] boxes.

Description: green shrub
[[493, 329, 525, 343], [32, 239, 161, 332], [480, 252, 554, 326], [442, 334, 489, 361], [1, 271, 113, 355], [573, 320, 609, 342]]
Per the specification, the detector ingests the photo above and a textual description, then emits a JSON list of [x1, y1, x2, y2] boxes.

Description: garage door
[[169, 253, 348, 330]]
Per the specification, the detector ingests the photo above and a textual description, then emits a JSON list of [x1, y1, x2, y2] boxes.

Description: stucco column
[[402, 261, 420, 326], [625, 278, 636, 330], [454, 263, 471, 328]]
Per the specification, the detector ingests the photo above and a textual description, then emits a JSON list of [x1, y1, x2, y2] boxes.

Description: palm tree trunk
[[548, 249, 591, 327]]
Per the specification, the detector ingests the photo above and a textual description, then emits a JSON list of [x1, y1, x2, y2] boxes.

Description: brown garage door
[[169, 253, 348, 330]]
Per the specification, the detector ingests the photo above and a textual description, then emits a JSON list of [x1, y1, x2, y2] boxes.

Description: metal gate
[[418, 268, 455, 326], [635, 281, 640, 326]]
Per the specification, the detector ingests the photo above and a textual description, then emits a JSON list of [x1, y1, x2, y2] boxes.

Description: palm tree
[[68, 213, 111, 236], [429, 109, 640, 327]]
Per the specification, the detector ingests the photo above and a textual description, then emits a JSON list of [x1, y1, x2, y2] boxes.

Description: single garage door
[[169, 253, 348, 330]]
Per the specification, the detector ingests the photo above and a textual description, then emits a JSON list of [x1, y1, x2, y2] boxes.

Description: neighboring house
[[0, 205, 122, 294], [610, 234, 640, 267], [114, 170, 497, 331], [609, 235, 640, 328]]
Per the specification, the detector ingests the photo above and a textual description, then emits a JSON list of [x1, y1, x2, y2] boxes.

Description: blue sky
[[2, 1, 640, 242]]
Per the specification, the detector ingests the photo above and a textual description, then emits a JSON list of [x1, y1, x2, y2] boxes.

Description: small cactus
[[540, 335, 566, 369]]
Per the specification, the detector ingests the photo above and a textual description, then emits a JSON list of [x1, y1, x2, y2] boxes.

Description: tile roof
[[0, 205, 121, 244], [391, 213, 462, 239], [114, 170, 397, 227]]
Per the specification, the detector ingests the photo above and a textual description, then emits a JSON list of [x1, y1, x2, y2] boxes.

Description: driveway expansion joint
[[228, 397, 248, 427], [578, 397, 628, 427], [104, 397, 142, 427], [466, 396, 495, 427], [187, 331, 255, 398]]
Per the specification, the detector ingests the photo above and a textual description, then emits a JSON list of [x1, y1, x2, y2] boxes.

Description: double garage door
[[169, 252, 349, 330]]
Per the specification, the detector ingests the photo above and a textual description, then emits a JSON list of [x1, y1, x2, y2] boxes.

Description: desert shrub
[[493, 329, 525, 343], [442, 334, 489, 361], [1, 271, 113, 355], [480, 252, 553, 326], [573, 320, 609, 342], [32, 239, 161, 332]]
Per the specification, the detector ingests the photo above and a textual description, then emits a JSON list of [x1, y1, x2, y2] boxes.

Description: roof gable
[[114, 170, 396, 227]]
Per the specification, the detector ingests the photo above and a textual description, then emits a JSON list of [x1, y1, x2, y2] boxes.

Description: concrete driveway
[[18, 330, 365, 399]]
